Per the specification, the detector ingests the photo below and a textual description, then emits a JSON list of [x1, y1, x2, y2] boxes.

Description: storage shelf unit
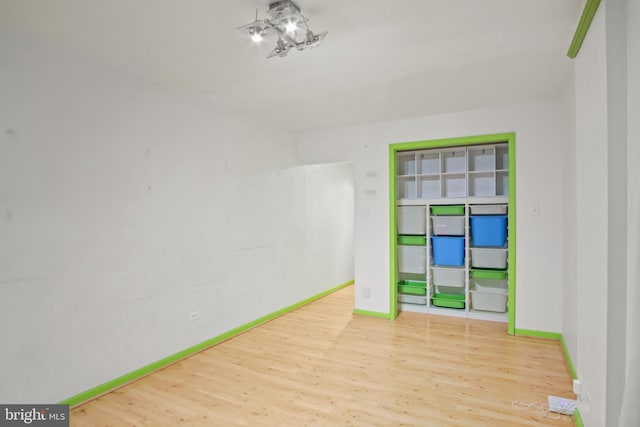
[[394, 143, 510, 323], [397, 143, 509, 201]]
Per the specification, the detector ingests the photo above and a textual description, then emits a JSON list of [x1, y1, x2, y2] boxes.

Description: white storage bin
[[398, 294, 427, 305], [432, 267, 465, 287], [470, 248, 508, 269], [470, 287, 508, 312], [398, 206, 426, 235], [435, 285, 465, 296], [472, 278, 507, 292], [431, 216, 465, 236], [470, 205, 507, 215], [398, 246, 426, 274]]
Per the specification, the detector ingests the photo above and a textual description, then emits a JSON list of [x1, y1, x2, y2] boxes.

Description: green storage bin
[[398, 280, 427, 296], [398, 285, 427, 296], [470, 269, 508, 280], [430, 205, 465, 216], [432, 293, 465, 309], [397, 235, 427, 245]]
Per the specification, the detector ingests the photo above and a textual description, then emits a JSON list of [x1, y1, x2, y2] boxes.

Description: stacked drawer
[[430, 205, 466, 309]]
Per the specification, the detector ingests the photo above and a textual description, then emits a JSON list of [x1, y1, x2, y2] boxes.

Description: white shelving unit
[[395, 143, 510, 322], [397, 143, 508, 201]]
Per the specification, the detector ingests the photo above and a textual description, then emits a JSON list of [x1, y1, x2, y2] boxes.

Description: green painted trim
[[517, 330, 579, 384], [567, 0, 602, 58], [560, 335, 578, 379], [507, 134, 516, 335], [59, 279, 355, 407], [574, 409, 584, 427], [515, 328, 562, 340], [389, 132, 514, 152], [389, 132, 516, 335], [353, 309, 391, 319], [389, 144, 398, 320]]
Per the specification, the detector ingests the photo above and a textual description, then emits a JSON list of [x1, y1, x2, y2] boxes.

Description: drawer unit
[[432, 293, 465, 309], [397, 206, 426, 235], [470, 215, 507, 247], [432, 267, 465, 287], [470, 287, 508, 312], [431, 216, 465, 236], [470, 247, 507, 269], [397, 246, 426, 273], [431, 236, 465, 266]]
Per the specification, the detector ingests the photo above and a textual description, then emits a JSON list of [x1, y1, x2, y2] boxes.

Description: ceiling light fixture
[[249, 27, 264, 42], [285, 21, 297, 33], [237, 0, 327, 59]]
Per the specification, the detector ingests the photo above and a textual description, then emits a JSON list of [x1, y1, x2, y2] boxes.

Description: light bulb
[[249, 27, 263, 42], [285, 21, 297, 33]]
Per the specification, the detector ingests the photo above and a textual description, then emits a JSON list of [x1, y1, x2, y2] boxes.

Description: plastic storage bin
[[431, 205, 465, 216], [470, 215, 507, 247], [470, 248, 508, 269], [432, 267, 465, 287], [431, 216, 465, 236], [472, 278, 507, 292], [470, 205, 507, 215], [398, 246, 426, 273], [432, 293, 465, 309], [398, 206, 426, 235], [431, 236, 465, 266], [435, 285, 465, 295], [398, 280, 427, 296], [397, 235, 427, 246], [470, 287, 508, 312], [470, 269, 507, 280], [399, 294, 427, 305]]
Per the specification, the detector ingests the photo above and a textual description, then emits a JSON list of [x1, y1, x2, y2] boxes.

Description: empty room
[[0, 1, 638, 426]]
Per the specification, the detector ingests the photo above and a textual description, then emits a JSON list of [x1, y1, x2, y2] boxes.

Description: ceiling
[[0, 0, 582, 132]]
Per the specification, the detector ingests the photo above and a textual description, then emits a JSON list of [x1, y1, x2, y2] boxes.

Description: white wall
[[561, 69, 578, 369], [570, 1, 638, 424], [0, 27, 354, 403], [573, 8, 609, 424], [296, 99, 569, 333], [604, 1, 628, 425], [619, 0, 640, 424]]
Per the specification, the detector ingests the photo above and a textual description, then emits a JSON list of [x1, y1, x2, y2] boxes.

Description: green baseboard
[[515, 328, 578, 381], [353, 309, 391, 319], [574, 408, 584, 426], [515, 328, 562, 340], [559, 335, 578, 379], [60, 279, 354, 407]]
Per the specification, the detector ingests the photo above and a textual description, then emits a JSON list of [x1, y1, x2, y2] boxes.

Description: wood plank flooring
[[71, 286, 575, 426]]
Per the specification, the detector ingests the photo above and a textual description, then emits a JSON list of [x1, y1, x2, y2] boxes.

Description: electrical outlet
[[548, 395, 576, 415], [573, 379, 582, 396], [362, 287, 371, 299], [189, 311, 200, 321]]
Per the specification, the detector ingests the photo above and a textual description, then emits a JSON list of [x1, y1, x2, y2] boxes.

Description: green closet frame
[[389, 132, 516, 334]]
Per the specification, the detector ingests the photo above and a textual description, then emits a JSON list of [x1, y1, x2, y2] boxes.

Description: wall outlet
[[188, 311, 200, 321], [573, 379, 582, 396], [548, 395, 577, 415], [362, 287, 371, 299]]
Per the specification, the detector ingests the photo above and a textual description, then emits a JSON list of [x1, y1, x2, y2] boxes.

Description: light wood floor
[[71, 286, 575, 426]]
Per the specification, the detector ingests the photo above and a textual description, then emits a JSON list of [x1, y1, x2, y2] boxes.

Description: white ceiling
[[0, 0, 581, 132]]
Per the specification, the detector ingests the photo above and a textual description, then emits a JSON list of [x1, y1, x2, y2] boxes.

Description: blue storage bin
[[470, 215, 507, 247], [431, 236, 465, 266]]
